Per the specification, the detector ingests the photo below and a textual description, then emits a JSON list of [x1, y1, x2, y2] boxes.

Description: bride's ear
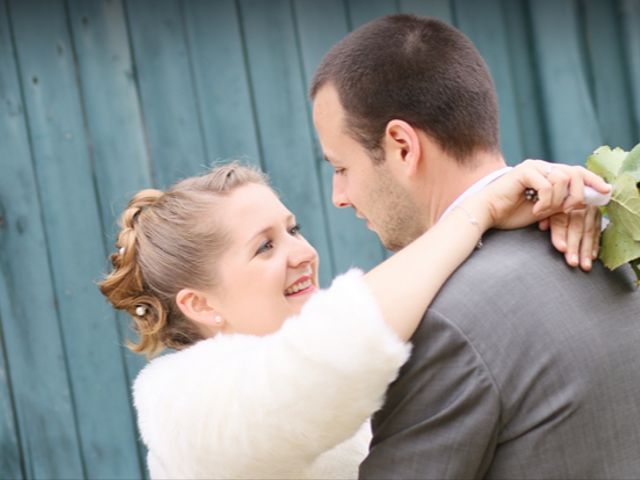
[[383, 119, 422, 178], [176, 288, 219, 331]]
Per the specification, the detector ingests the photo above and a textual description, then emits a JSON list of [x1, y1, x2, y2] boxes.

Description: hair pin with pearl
[[119, 247, 126, 255], [135, 305, 147, 316]]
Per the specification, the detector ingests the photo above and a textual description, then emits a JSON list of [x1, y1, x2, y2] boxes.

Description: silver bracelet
[[454, 205, 484, 249]]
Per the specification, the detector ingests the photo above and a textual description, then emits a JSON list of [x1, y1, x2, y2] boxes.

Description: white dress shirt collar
[[440, 166, 513, 220]]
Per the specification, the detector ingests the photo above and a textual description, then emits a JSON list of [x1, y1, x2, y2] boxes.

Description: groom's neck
[[418, 150, 507, 229]]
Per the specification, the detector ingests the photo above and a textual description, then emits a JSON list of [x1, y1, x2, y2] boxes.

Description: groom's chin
[[379, 230, 419, 253], [380, 236, 402, 253]]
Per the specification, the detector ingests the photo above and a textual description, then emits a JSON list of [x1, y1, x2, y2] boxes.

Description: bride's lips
[[284, 275, 316, 297]]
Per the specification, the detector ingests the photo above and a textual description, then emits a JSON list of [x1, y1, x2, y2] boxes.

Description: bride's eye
[[289, 224, 301, 236], [256, 240, 273, 255]]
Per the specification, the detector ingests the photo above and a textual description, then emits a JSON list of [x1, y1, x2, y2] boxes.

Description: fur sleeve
[[133, 269, 411, 479]]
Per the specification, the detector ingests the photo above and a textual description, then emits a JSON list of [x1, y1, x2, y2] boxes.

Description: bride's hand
[[539, 207, 602, 271], [478, 159, 610, 231]]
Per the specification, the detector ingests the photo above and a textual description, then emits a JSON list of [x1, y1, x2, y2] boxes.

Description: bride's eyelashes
[[255, 239, 273, 256], [289, 224, 302, 236], [254, 224, 302, 256]]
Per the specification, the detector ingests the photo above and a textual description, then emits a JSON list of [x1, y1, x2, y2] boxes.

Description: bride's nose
[[288, 236, 317, 267]]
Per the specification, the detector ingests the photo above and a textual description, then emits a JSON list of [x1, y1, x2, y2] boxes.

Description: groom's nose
[[332, 177, 350, 208]]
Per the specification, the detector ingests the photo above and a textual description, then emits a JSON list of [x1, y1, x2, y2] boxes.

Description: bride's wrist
[[458, 196, 493, 233]]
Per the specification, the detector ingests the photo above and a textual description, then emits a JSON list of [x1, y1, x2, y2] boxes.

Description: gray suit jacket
[[360, 227, 640, 479]]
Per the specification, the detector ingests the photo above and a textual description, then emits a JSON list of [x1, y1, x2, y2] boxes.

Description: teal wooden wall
[[0, 0, 638, 478]]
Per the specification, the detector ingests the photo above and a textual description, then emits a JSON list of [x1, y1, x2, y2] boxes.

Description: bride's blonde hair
[[99, 162, 268, 357]]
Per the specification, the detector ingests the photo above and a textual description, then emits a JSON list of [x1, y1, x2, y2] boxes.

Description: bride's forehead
[[224, 183, 291, 222], [230, 183, 283, 206]]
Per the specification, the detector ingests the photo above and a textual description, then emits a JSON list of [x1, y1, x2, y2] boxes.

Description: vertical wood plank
[[182, 0, 261, 166], [1, 0, 84, 476], [9, 0, 141, 477], [0, 10, 26, 476], [294, 0, 387, 273], [501, 0, 549, 160], [399, 0, 454, 23], [66, 0, 156, 476], [529, 0, 603, 163], [0, 317, 23, 479], [67, 0, 151, 239], [454, 0, 524, 164], [621, 0, 640, 139], [347, 0, 399, 28], [582, 0, 636, 150], [239, 0, 335, 285], [126, 0, 207, 187]]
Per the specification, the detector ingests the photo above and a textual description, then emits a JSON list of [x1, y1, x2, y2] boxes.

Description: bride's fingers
[[538, 218, 551, 232], [522, 162, 609, 215], [564, 165, 611, 209], [549, 212, 570, 253], [523, 161, 570, 216], [512, 160, 559, 215], [546, 168, 572, 213], [579, 207, 601, 271], [560, 207, 600, 271], [557, 165, 610, 211], [582, 167, 613, 193], [564, 210, 585, 268], [591, 210, 602, 260], [496, 161, 607, 223], [565, 167, 586, 210]]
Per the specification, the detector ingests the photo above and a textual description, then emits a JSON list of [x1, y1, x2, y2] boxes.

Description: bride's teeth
[[285, 279, 312, 295]]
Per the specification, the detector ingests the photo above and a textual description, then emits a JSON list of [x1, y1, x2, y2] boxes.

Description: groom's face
[[313, 84, 424, 251]]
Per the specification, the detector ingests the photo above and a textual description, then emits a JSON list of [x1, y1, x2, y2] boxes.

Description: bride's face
[[212, 183, 319, 335]]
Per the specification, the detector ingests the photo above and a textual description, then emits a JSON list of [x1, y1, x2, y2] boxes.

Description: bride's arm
[[363, 160, 610, 341], [134, 269, 411, 477]]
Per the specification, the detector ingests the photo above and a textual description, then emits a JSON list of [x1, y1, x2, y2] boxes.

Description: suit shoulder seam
[[428, 307, 504, 412]]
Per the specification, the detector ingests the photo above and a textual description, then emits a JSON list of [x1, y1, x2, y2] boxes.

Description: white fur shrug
[[133, 270, 411, 479]]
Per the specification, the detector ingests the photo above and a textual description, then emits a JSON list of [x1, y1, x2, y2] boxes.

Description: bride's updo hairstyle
[[99, 162, 268, 357]]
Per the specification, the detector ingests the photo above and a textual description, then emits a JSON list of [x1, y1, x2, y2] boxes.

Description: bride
[[99, 160, 607, 479]]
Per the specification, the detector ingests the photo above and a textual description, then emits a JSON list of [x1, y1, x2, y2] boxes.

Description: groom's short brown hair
[[310, 14, 500, 164]]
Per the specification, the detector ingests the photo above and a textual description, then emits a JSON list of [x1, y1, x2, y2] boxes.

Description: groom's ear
[[384, 119, 422, 178]]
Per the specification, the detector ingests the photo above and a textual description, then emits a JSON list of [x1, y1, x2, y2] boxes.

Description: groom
[[311, 14, 640, 479]]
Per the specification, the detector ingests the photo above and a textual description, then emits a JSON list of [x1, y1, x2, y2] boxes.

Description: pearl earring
[[214, 315, 223, 327]]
